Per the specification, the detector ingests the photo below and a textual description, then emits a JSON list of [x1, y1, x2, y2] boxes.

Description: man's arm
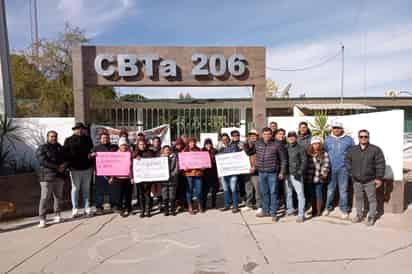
[[36, 145, 59, 169], [374, 147, 386, 180]]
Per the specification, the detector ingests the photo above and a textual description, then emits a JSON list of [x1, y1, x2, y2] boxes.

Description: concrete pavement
[[1, 206, 412, 274]]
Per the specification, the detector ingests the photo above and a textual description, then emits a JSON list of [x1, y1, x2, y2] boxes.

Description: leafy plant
[[307, 111, 330, 141], [0, 115, 24, 174]]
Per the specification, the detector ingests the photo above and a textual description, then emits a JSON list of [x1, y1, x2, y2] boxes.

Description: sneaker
[[232, 208, 240, 213], [366, 217, 376, 226], [272, 216, 280, 222], [220, 207, 230, 212], [351, 215, 363, 223], [341, 213, 349, 220], [296, 216, 304, 223], [241, 206, 252, 212], [53, 215, 62, 224], [322, 210, 331, 217], [72, 208, 80, 218], [256, 211, 270, 218], [85, 208, 94, 217], [38, 220, 46, 228], [256, 208, 263, 214], [121, 211, 130, 218]]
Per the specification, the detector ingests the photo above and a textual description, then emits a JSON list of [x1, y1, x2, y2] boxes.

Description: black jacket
[[297, 133, 312, 149], [345, 143, 386, 183], [36, 142, 65, 182], [63, 134, 94, 170], [286, 142, 307, 178], [255, 140, 287, 174]]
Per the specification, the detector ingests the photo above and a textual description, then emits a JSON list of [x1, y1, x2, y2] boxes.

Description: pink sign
[[178, 152, 211, 170], [96, 152, 131, 176]]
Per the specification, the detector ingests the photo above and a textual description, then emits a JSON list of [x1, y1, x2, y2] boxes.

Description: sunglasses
[[359, 135, 369, 139]]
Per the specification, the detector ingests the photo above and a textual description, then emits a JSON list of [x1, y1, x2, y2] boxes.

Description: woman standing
[[218, 133, 241, 213], [133, 140, 154, 217], [306, 136, 330, 217], [161, 145, 179, 216], [109, 137, 133, 217], [182, 137, 204, 214], [202, 138, 219, 210]]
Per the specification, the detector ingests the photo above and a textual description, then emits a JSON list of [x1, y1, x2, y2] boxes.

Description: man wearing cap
[[243, 129, 261, 212], [63, 122, 94, 217], [285, 131, 307, 222], [323, 120, 354, 219], [346, 130, 385, 226]]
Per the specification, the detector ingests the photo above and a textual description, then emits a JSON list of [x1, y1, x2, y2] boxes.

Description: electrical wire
[[266, 50, 341, 72]]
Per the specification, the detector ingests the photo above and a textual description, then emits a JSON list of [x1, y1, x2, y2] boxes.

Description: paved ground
[[1, 205, 412, 274]]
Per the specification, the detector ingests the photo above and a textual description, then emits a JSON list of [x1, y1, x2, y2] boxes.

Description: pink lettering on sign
[[178, 152, 211, 170], [96, 152, 131, 176]]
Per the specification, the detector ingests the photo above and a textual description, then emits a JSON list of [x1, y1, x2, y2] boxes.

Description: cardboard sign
[[178, 151, 211, 170], [133, 157, 169, 183], [96, 152, 131, 176], [215, 151, 251, 177]]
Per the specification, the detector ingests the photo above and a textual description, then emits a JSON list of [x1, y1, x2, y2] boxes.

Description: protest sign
[[215, 151, 251, 177], [133, 157, 169, 183], [178, 151, 211, 170], [96, 152, 131, 176]]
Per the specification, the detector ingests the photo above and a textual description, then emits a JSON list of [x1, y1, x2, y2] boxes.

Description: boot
[[188, 203, 194, 215], [316, 199, 323, 217], [145, 197, 152, 218], [164, 199, 169, 216], [198, 201, 205, 213], [170, 200, 176, 216]]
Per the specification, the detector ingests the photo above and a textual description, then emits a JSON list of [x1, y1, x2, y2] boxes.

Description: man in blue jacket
[[323, 120, 354, 219]]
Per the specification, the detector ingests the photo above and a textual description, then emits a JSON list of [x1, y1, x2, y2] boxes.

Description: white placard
[[215, 151, 251, 177], [133, 157, 169, 183]]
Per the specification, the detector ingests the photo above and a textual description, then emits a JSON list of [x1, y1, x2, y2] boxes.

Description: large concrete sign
[[72, 46, 266, 129]]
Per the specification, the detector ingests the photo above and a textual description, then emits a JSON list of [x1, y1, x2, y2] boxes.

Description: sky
[[5, 0, 412, 98]]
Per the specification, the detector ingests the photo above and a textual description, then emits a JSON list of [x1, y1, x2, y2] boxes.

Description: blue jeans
[[286, 175, 306, 218], [325, 168, 349, 213], [259, 172, 279, 216], [222, 175, 239, 209], [70, 168, 92, 209], [186, 176, 203, 204], [95, 175, 112, 209], [311, 183, 324, 201]]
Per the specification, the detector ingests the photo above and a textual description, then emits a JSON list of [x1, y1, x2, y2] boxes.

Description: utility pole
[[340, 44, 344, 104], [0, 0, 14, 117]]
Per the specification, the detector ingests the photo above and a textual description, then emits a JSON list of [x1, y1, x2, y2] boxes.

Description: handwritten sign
[[133, 157, 169, 183], [215, 151, 251, 177], [178, 151, 211, 170], [96, 152, 131, 176]]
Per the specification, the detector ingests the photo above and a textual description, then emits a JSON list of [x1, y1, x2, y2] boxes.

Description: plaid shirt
[[306, 151, 330, 183]]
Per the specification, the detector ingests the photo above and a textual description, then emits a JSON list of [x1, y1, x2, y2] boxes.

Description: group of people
[[36, 120, 386, 228]]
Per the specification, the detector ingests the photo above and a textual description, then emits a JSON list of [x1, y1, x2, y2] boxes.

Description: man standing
[[323, 121, 354, 219], [37, 131, 66, 228], [243, 129, 260, 212], [269, 122, 278, 137], [231, 130, 246, 204], [346, 130, 385, 226], [255, 127, 287, 222], [63, 122, 94, 218], [285, 131, 307, 222], [297, 122, 312, 149], [89, 133, 118, 215]]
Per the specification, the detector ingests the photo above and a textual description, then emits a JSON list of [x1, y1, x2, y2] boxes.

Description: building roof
[[295, 103, 376, 110]]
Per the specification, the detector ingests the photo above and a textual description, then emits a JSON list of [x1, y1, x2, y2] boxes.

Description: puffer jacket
[[286, 142, 307, 178], [324, 134, 354, 172], [36, 142, 65, 182], [255, 140, 287, 174], [345, 144, 386, 183]]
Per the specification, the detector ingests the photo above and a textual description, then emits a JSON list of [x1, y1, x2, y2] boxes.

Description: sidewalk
[[1, 206, 412, 274]]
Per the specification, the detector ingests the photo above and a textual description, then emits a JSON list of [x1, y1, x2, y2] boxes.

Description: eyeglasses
[[359, 135, 369, 139]]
